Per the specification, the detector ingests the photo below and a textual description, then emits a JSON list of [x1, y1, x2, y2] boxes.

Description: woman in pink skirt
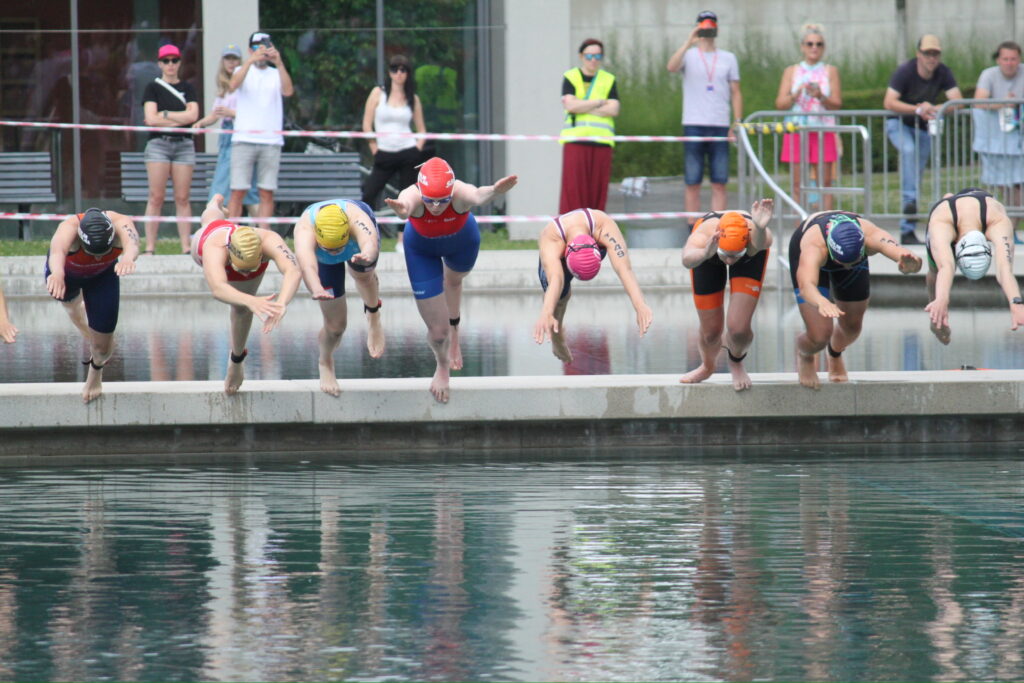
[[775, 23, 842, 210]]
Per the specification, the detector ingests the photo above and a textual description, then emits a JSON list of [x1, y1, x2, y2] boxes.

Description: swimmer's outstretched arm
[[348, 203, 381, 265], [292, 214, 331, 299], [45, 216, 80, 301], [452, 175, 518, 212], [109, 210, 140, 276], [747, 198, 774, 254], [600, 216, 652, 335], [681, 220, 717, 268], [201, 250, 285, 326], [864, 220, 921, 273], [534, 228, 566, 344], [989, 216, 1024, 330], [796, 237, 843, 318], [0, 282, 17, 343], [384, 185, 421, 220]]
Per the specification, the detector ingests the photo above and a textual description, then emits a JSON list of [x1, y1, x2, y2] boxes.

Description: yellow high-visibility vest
[[561, 68, 616, 147]]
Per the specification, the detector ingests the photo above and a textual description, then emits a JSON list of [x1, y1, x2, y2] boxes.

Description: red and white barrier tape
[[0, 211, 701, 226], [0, 119, 730, 143]]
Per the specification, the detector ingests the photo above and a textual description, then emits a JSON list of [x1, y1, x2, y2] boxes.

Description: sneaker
[[903, 200, 917, 215], [901, 231, 923, 246]]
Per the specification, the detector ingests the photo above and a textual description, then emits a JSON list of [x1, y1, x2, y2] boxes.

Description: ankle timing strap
[[364, 299, 382, 314], [449, 316, 460, 327], [81, 358, 105, 371], [230, 348, 248, 364], [726, 349, 747, 363], [827, 343, 842, 358]]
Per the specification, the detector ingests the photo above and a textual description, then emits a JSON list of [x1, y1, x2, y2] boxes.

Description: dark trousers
[[559, 142, 613, 214], [362, 147, 423, 216]]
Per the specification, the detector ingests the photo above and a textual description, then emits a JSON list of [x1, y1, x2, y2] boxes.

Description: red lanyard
[[698, 49, 718, 85]]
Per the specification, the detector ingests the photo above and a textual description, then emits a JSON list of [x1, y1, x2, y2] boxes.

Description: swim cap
[[565, 234, 602, 280], [954, 230, 992, 280], [417, 157, 455, 199], [717, 212, 749, 256], [78, 208, 114, 255], [227, 225, 262, 272], [824, 214, 865, 265], [313, 204, 350, 249]]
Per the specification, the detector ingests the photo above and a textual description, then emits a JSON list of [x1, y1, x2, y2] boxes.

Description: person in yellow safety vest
[[559, 38, 620, 214]]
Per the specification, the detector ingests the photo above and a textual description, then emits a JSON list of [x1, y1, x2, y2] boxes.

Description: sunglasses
[[422, 195, 452, 207], [804, 41, 824, 47], [159, 57, 180, 64], [583, 53, 603, 61], [389, 64, 409, 73], [920, 50, 941, 57]]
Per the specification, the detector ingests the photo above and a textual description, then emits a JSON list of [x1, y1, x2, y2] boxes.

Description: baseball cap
[[314, 204, 350, 250], [227, 225, 263, 272], [824, 214, 865, 265], [157, 44, 181, 60], [717, 212, 749, 254], [249, 31, 273, 47], [417, 157, 456, 199], [697, 10, 718, 28], [918, 34, 942, 52], [221, 44, 242, 58], [954, 230, 992, 279], [78, 208, 115, 256], [565, 234, 603, 281]]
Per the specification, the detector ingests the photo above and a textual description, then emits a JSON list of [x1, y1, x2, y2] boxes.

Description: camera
[[697, 27, 717, 38]]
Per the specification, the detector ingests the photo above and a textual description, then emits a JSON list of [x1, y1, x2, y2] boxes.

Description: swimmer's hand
[[750, 198, 774, 229], [350, 251, 376, 267], [115, 259, 136, 276], [492, 174, 518, 194], [1010, 300, 1024, 331], [897, 251, 922, 274], [0, 319, 17, 344], [816, 300, 844, 318], [247, 293, 285, 332], [635, 302, 653, 336], [384, 198, 410, 220], [46, 272, 66, 301], [533, 313, 558, 345], [925, 298, 949, 329]]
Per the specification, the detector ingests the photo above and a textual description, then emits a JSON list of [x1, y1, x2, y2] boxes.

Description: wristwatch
[[162, 110, 168, 119], [1012, 297, 1023, 305]]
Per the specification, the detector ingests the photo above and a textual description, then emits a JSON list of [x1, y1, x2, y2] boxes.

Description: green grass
[[0, 228, 536, 257]]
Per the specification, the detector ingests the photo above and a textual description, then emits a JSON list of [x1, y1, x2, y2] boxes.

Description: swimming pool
[[0, 447, 1020, 681]]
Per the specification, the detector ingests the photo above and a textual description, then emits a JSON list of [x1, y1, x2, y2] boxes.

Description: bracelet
[[915, 105, 923, 116]]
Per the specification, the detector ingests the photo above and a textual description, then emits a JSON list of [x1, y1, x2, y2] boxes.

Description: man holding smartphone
[[227, 31, 295, 224], [667, 11, 743, 225]]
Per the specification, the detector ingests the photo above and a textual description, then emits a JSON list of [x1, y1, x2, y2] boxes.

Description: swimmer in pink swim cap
[[533, 207, 653, 363]]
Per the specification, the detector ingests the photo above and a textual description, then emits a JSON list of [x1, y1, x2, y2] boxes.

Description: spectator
[[883, 34, 962, 245], [667, 11, 742, 224], [973, 40, 1024, 242], [559, 38, 620, 214], [227, 31, 295, 223], [361, 54, 426, 251], [775, 23, 841, 211], [192, 44, 259, 209], [141, 44, 199, 254], [0, 279, 16, 343]]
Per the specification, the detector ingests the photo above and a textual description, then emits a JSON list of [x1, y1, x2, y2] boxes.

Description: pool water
[[0, 448, 1021, 681], [2, 290, 1022, 384]]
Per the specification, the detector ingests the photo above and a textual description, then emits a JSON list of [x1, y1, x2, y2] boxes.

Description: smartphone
[[697, 27, 717, 38]]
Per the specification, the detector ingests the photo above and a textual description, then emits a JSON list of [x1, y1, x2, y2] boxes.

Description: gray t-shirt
[[977, 65, 1024, 99], [678, 46, 740, 126]]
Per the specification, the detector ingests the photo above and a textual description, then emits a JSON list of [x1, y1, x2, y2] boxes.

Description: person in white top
[[226, 31, 294, 223], [774, 23, 842, 211], [361, 54, 427, 251], [666, 10, 742, 222]]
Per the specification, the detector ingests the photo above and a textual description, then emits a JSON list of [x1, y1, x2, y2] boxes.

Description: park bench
[[0, 152, 58, 239]]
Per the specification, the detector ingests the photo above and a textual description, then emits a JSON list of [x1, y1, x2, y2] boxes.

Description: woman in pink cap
[[141, 43, 199, 254], [533, 208, 653, 363]]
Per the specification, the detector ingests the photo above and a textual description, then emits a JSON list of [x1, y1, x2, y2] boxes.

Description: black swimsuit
[[788, 211, 870, 303], [925, 189, 992, 267]]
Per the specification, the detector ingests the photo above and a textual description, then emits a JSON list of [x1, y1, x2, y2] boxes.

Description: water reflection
[[2, 290, 1022, 383], [3, 452, 1021, 680]]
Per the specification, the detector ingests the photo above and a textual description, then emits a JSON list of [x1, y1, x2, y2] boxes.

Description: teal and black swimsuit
[[788, 211, 870, 304]]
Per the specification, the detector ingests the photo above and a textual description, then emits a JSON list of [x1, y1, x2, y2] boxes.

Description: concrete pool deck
[[1, 370, 1022, 459]]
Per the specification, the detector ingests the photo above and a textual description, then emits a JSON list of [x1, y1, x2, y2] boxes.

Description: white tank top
[[374, 91, 416, 153]]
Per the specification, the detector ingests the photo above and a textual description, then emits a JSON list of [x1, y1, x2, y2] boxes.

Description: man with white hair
[[924, 188, 1024, 343]]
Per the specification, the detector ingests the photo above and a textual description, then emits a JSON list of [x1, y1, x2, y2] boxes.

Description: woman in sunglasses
[[141, 43, 199, 255], [790, 211, 921, 389], [386, 157, 517, 403], [44, 208, 140, 402], [775, 23, 842, 210], [361, 54, 427, 252]]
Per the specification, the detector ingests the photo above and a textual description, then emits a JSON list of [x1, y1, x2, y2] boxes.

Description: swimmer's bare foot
[[318, 360, 340, 397], [225, 349, 246, 395], [551, 330, 573, 363], [797, 351, 820, 389], [679, 364, 714, 384], [430, 366, 450, 403], [930, 322, 951, 345], [448, 324, 463, 371], [727, 359, 752, 391], [827, 345, 848, 383], [82, 359, 104, 404], [366, 308, 385, 358]]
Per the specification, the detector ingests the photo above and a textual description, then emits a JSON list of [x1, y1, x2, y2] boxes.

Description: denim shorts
[[143, 136, 196, 165], [231, 142, 282, 191], [684, 125, 730, 186]]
